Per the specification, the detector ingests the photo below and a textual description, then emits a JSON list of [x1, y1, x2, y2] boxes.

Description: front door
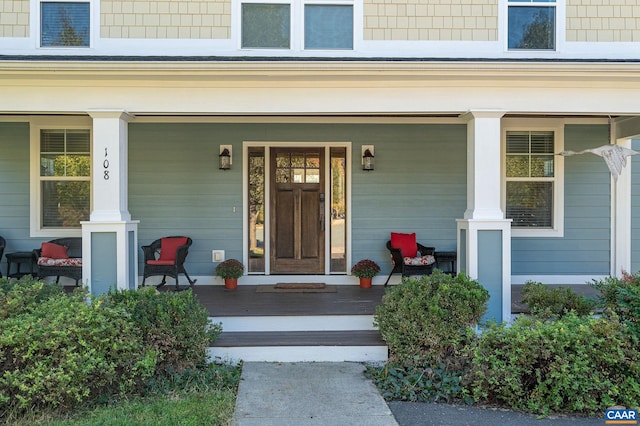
[[270, 147, 325, 273]]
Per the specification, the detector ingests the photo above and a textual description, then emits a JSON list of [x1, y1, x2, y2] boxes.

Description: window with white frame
[[31, 121, 91, 236], [504, 123, 564, 237], [241, 0, 353, 50], [508, 0, 555, 50], [40, 1, 90, 47]]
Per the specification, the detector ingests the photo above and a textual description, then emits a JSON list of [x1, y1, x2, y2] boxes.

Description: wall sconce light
[[362, 145, 375, 171], [219, 145, 232, 170]]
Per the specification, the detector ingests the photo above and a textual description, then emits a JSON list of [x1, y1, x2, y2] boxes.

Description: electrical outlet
[[212, 250, 225, 262]]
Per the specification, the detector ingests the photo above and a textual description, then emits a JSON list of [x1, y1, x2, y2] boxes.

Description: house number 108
[[103, 147, 110, 180]]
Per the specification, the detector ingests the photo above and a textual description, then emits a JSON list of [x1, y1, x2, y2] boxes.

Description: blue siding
[[350, 124, 467, 275], [0, 122, 33, 272], [511, 124, 611, 276], [632, 138, 640, 273], [91, 232, 117, 295], [478, 230, 503, 323], [129, 123, 241, 278], [128, 230, 136, 289], [128, 123, 468, 276]]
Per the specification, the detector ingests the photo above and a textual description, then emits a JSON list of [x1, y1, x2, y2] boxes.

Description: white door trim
[[242, 141, 352, 279]]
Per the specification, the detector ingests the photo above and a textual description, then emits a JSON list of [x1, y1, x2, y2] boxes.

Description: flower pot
[[224, 278, 238, 290], [359, 277, 372, 288]]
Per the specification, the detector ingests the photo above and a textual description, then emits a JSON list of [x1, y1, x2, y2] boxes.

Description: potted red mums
[[351, 259, 381, 288], [215, 259, 244, 290]]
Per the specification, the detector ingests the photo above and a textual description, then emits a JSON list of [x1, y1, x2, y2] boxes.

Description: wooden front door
[[270, 148, 325, 274]]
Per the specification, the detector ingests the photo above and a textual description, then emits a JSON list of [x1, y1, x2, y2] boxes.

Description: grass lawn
[[7, 363, 241, 426], [43, 390, 236, 426]]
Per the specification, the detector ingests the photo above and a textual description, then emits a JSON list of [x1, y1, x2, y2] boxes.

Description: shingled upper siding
[[100, 0, 231, 39], [566, 0, 640, 42], [363, 0, 498, 41], [0, 0, 29, 38]]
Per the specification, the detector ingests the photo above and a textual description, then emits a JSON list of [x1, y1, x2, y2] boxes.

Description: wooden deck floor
[[185, 283, 602, 317], [191, 285, 387, 317]]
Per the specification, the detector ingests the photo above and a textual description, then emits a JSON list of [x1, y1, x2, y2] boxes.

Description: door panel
[[270, 148, 324, 274], [275, 188, 294, 259], [301, 188, 319, 258]]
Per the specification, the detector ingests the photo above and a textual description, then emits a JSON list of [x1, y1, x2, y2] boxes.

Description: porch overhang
[[1, 59, 640, 119]]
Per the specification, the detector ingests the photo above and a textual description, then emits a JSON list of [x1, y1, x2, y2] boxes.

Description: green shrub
[[520, 281, 595, 320], [365, 362, 470, 404], [374, 271, 489, 369], [0, 283, 157, 418], [468, 312, 640, 415], [0, 276, 64, 320], [592, 271, 640, 338], [102, 287, 222, 375]]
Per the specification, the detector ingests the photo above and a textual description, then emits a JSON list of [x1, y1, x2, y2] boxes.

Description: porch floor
[[185, 283, 602, 317], [190, 285, 386, 317]]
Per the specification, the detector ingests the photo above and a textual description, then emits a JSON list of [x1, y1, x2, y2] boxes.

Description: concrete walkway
[[232, 362, 398, 426], [232, 362, 605, 426]]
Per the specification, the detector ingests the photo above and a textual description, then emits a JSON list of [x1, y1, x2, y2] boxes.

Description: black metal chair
[[384, 239, 436, 286], [33, 237, 83, 285], [141, 236, 196, 290]]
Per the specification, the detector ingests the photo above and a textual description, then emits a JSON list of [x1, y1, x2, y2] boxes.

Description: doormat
[[256, 283, 336, 293]]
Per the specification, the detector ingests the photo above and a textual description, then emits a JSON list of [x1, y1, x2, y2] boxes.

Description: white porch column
[[611, 117, 640, 276], [613, 137, 633, 278], [81, 110, 139, 295], [457, 111, 512, 323]]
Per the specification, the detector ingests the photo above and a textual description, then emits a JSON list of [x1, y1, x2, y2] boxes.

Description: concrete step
[[209, 330, 388, 363], [211, 314, 377, 332]]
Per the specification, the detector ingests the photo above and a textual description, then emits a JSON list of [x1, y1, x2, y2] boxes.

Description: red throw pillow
[[390, 232, 417, 258], [158, 237, 188, 262], [41, 242, 69, 259]]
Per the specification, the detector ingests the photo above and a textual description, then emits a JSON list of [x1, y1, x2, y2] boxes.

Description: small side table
[[6, 251, 37, 279], [435, 251, 457, 276]]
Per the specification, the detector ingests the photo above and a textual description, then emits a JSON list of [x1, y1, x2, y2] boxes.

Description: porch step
[[211, 314, 377, 332], [201, 286, 388, 362], [208, 330, 388, 363]]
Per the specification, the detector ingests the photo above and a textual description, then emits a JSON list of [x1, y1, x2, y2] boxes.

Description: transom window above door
[[241, 0, 354, 50]]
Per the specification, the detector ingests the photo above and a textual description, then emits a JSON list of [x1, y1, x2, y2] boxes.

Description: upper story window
[[503, 120, 564, 237], [241, 1, 353, 50], [304, 5, 353, 49], [242, 3, 291, 49], [508, 0, 555, 50], [40, 1, 90, 47]]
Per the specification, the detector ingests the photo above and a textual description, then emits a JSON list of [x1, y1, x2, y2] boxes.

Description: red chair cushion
[[147, 260, 175, 266], [41, 242, 69, 259], [158, 237, 188, 262], [390, 232, 417, 258]]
